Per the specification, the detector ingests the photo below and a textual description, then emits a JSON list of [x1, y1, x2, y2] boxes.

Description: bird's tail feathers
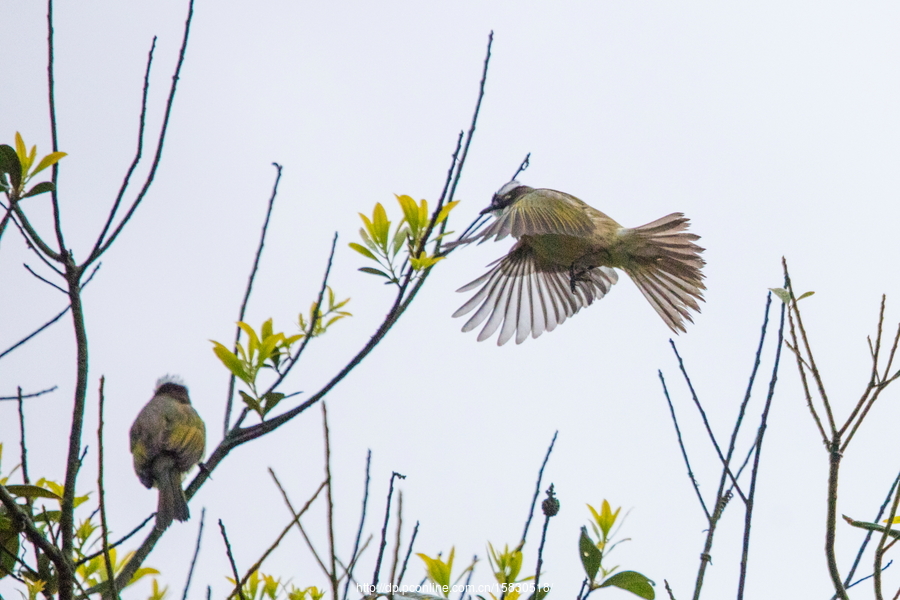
[[153, 456, 190, 531], [623, 213, 706, 333]]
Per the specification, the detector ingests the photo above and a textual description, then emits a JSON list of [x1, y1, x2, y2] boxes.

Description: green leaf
[[798, 291, 815, 301], [239, 391, 262, 417], [22, 181, 55, 198], [396, 194, 419, 229], [359, 266, 390, 279], [768, 288, 791, 304], [14, 133, 27, 171], [5, 484, 62, 500], [33, 510, 62, 523], [579, 526, 602, 582], [0, 145, 21, 190], [30, 151, 67, 177], [599, 571, 655, 599], [237, 321, 261, 355], [349, 242, 377, 261], [211, 341, 251, 384], [392, 226, 408, 256], [372, 203, 390, 247], [436, 200, 460, 224], [262, 392, 285, 415]]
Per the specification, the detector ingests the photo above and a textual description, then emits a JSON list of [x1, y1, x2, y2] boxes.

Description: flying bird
[[130, 376, 206, 530], [453, 182, 706, 345]]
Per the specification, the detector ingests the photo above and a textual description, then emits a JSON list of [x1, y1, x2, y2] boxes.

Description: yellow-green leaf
[[30, 151, 67, 177], [349, 242, 377, 260]]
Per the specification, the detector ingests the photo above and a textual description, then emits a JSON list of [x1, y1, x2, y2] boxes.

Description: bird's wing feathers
[[453, 241, 618, 345], [477, 189, 596, 243]]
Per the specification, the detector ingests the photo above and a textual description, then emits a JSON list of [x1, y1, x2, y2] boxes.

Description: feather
[[454, 242, 617, 345]]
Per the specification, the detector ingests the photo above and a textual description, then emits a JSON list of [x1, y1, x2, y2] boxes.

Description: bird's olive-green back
[[130, 392, 206, 488]]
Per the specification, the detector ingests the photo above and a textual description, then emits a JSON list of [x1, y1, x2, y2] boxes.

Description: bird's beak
[[480, 205, 497, 215]]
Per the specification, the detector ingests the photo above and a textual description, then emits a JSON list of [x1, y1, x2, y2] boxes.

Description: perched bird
[[453, 181, 706, 345], [130, 376, 206, 530]]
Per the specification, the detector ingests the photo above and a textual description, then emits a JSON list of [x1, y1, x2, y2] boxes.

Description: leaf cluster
[[579, 501, 653, 599], [0, 132, 66, 201], [350, 194, 459, 285], [227, 569, 325, 600], [211, 288, 350, 420]]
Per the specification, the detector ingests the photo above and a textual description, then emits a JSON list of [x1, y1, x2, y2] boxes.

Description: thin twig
[[736, 294, 785, 600], [89, 38, 157, 261], [23, 262, 66, 293], [389, 491, 404, 596], [97, 377, 118, 600], [268, 469, 329, 576], [670, 341, 746, 503], [520, 431, 558, 547], [511, 153, 530, 181], [0, 386, 58, 401], [223, 163, 283, 435], [17, 388, 29, 484], [397, 521, 419, 586], [447, 31, 492, 206], [182, 508, 206, 600], [233, 481, 327, 597], [46, 0, 65, 254], [324, 402, 339, 599], [219, 519, 247, 600], [659, 372, 709, 520], [532, 485, 555, 595], [343, 449, 372, 600], [76, 514, 155, 566], [90, 0, 196, 262], [0, 305, 69, 360], [372, 472, 406, 590]]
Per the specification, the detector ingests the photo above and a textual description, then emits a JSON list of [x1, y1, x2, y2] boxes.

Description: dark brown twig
[[181, 508, 206, 600], [219, 519, 246, 600], [89, 0, 196, 263], [324, 402, 339, 599], [520, 431, 557, 548], [659, 372, 710, 520], [17, 388, 29, 484], [343, 449, 372, 600], [736, 293, 785, 599], [223, 163, 283, 435], [232, 481, 327, 597], [372, 472, 406, 590], [397, 521, 419, 586], [97, 377, 118, 600], [88, 38, 157, 262]]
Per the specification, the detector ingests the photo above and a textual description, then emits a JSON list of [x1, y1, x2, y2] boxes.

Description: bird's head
[[482, 181, 532, 214], [154, 375, 191, 404]]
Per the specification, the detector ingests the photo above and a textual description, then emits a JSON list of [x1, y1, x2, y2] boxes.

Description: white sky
[[4, 1, 900, 598]]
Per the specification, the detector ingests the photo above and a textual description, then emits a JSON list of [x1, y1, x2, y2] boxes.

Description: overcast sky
[[4, 1, 900, 598]]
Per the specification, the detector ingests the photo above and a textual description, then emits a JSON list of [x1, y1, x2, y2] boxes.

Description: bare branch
[[219, 519, 246, 600], [181, 508, 206, 600], [520, 430, 558, 548], [87, 37, 158, 263], [223, 163, 283, 435], [97, 376, 118, 600], [89, 0, 196, 263]]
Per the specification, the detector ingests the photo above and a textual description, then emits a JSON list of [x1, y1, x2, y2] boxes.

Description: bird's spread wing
[[476, 189, 596, 243], [453, 241, 618, 345]]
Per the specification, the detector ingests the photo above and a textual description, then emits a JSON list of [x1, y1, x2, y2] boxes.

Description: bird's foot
[[568, 264, 593, 292]]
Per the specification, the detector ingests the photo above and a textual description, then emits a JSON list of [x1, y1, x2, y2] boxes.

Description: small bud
[[541, 484, 559, 517]]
